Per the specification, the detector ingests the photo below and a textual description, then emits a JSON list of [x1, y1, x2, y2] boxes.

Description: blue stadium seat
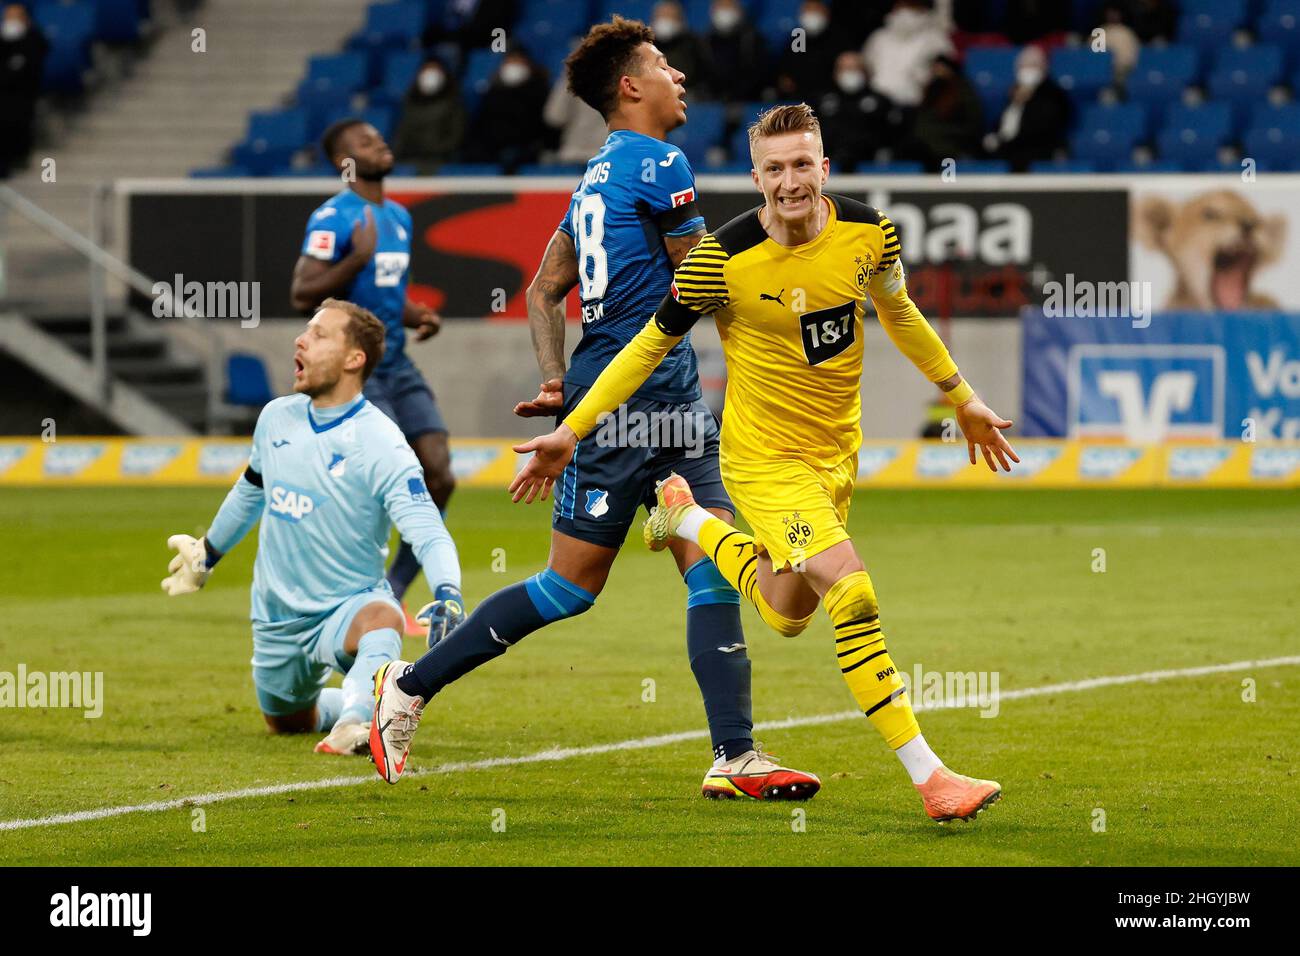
[[435, 162, 505, 175], [33, 1, 95, 93], [232, 108, 310, 175], [1248, 101, 1300, 137], [1081, 102, 1149, 140], [1243, 125, 1300, 169], [1124, 44, 1198, 113], [1027, 159, 1098, 173], [964, 47, 1018, 125], [1111, 159, 1187, 172], [1176, 9, 1245, 54], [682, 0, 714, 33], [756, 5, 800, 51], [1179, 0, 1246, 22], [226, 354, 274, 408], [373, 50, 424, 106], [953, 159, 1011, 174], [360, 104, 395, 139], [857, 160, 925, 175], [667, 101, 726, 158], [299, 52, 369, 99], [360, 1, 424, 46], [1050, 47, 1114, 107], [1208, 45, 1285, 108], [1157, 102, 1233, 165], [461, 48, 501, 112], [1258, 1, 1300, 73], [94, 0, 144, 43]]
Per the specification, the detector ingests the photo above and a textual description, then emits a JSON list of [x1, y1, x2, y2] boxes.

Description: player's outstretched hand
[[509, 425, 578, 503], [513, 378, 564, 418], [161, 533, 211, 596], [406, 304, 441, 341], [956, 398, 1020, 473], [351, 206, 378, 262]]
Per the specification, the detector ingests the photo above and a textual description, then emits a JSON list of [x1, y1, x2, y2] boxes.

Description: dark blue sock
[[684, 558, 754, 761], [386, 539, 422, 602], [396, 568, 595, 700]]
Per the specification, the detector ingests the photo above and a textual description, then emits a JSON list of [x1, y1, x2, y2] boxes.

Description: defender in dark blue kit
[[371, 18, 819, 800], [290, 119, 460, 639]]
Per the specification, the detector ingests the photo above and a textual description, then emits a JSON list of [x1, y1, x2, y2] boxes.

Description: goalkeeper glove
[[416, 583, 465, 649], [161, 534, 214, 596]]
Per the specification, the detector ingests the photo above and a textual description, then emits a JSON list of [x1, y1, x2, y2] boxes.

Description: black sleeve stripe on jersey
[[243, 465, 263, 488], [826, 193, 885, 226], [655, 200, 703, 235], [655, 293, 707, 335], [711, 207, 767, 256]]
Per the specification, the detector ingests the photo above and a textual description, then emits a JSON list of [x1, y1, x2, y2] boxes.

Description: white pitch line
[[2, 655, 1297, 833]]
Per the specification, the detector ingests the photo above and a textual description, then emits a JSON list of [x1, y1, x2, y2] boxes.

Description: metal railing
[[0, 183, 222, 429]]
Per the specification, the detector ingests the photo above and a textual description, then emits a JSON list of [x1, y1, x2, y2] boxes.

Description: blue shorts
[[552, 383, 733, 549], [364, 356, 448, 440], [250, 586, 403, 716]]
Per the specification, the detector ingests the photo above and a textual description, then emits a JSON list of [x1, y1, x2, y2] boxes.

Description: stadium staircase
[[0, 0, 368, 434]]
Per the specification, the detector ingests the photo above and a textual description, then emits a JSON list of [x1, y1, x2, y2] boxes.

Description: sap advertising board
[[1023, 312, 1300, 442]]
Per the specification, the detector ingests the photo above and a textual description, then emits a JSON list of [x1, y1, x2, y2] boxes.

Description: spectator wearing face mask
[[861, 0, 954, 108], [703, 0, 766, 102], [985, 46, 1071, 172], [900, 54, 983, 171], [0, 3, 48, 177], [465, 49, 550, 172], [819, 51, 903, 171], [776, 0, 849, 102], [651, 1, 710, 97], [393, 58, 467, 173]]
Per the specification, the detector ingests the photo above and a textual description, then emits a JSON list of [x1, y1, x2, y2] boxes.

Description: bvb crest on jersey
[[854, 253, 875, 291], [783, 511, 814, 548]]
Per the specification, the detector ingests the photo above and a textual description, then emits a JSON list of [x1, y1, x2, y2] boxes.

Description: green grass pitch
[[0, 486, 1296, 866]]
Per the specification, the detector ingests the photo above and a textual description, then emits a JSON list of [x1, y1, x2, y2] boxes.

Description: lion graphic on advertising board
[[1132, 189, 1286, 311]]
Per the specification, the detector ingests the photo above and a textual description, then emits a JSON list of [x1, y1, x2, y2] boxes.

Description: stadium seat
[[299, 53, 369, 99], [1111, 159, 1187, 173], [359, 1, 424, 46], [1124, 45, 1199, 113], [965, 47, 1018, 125], [32, 0, 96, 93], [232, 108, 310, 175], [1176, 8, 1246, 54], [1207, 45, 1285, 109], [372, 50, 424, 107], [1243, 125, 1300, 169], [1081, 101, 1149, 140], [460, 48, 501, 113], [1027, 159, 1098, 173], [682, 0, 714, 33], [667, 101, 726, 159], [1258, 1, 1300, 74], [225, 354, 274, 408], [857, 160, 926, 175], [94, 0, 145, 43], [1071, 126, 1142, 170], [360, 104, 395, 140], [1050, 47, 1114, 107], [1157, 102, 1233, 165], [756, 5, 800, 51], [953, 159, 1011, 174]]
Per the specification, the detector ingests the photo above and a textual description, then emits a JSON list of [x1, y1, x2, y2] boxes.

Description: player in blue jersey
[[370, 18, 819, 801], [290, 118, 456, 638], [161, 299, 463, 757]]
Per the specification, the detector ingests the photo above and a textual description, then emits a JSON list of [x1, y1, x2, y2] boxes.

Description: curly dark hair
[[564, 16, 655, 119]]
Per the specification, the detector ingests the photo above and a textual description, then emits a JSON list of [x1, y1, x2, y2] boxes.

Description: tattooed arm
[[515, 230, 580, 417], [662, 228, 706, 268]]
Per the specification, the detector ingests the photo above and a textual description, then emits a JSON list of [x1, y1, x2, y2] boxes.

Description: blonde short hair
[[747, 103, 823, 159]]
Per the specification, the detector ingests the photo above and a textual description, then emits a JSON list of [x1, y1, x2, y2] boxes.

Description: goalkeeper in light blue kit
[[161, 299, 463, 757]]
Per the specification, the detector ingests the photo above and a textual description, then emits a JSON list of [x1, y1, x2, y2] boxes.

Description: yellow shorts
[[721, 452, 857, 570]]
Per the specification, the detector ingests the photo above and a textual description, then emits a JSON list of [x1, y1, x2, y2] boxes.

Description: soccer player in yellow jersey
[[510, 104, 1020, 823]]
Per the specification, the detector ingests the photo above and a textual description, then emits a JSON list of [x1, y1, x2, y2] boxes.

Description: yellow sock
[[696, 516, 814, 637], [823, 570, 919, 749]]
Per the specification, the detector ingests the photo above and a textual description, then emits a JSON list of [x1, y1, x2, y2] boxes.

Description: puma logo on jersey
[[659, 151, 680, 167], [760, 289, 785, 306]]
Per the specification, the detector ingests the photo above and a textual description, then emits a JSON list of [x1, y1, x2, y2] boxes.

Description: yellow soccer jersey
[[669, 193, 958, 468]]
